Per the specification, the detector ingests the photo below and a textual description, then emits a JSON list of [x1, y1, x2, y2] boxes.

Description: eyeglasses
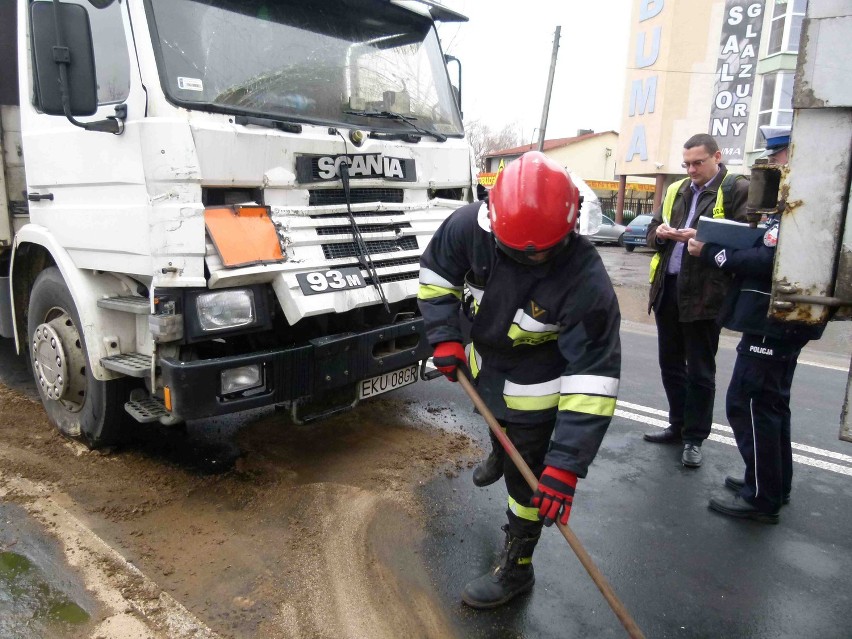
[[681, 156, 712, 169]]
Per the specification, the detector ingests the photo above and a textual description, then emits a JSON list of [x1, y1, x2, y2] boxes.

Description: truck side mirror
[[444, 54, 462, 118], [30, 1, 98, 116]]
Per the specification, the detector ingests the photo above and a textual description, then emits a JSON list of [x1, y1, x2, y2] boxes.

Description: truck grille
[[365, 271, 419, 285], [316, 222, 411, 236], [309, 188, 403, 207], [340, 255, 421, 285], [322, 237, 418, 260], [369, 256, 421, 268]]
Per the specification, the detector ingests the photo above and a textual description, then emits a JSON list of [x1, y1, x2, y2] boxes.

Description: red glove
[[432, 342, 467, 382], [531, 466, 577, 526]]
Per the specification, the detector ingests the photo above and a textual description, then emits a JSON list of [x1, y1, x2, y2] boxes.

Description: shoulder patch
[[763, 225, 779, 247], [530, 301, 547, 319], [714, 249, 727, 267]]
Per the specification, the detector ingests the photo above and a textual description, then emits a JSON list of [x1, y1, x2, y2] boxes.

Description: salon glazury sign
[[710, 1, 764, 165]]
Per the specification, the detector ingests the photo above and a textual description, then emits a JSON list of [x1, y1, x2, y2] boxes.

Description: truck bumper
[[160, 316, 430, 420]]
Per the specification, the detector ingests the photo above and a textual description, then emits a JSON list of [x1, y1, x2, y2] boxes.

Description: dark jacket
[[699, 218, 826, 347], [417, 202, 621, 477], [647, 165, 749, 320]]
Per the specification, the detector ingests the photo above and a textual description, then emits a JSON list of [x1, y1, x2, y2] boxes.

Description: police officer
[[417, 151, 621, 607], [687, 125, 825, 523]]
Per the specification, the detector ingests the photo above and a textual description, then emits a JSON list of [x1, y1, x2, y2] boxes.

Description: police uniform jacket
[[417, 202, 621, 478], [699, 218, 825, 348]]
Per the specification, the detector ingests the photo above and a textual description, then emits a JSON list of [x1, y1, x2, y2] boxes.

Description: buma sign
[[296, 153, 416, 183]]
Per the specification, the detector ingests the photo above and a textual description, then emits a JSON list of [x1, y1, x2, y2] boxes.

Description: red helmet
[[489, 151, 580, 257]]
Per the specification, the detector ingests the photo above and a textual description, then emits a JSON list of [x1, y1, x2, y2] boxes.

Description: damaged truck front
[[0, 0, 474, 446]]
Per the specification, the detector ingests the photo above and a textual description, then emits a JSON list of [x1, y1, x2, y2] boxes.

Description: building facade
[[483, 131, 619, 180], [615, 0, 806, 219]]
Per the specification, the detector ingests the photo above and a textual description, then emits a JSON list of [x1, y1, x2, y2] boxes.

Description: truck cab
[[0, 0, 474, 446]]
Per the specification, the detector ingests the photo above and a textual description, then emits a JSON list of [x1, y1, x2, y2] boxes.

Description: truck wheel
[[28, 267, 133, 448]]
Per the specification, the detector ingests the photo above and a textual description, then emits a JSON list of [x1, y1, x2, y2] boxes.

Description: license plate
[[358, 364, 419, 399], [296, 267, 367, 296]]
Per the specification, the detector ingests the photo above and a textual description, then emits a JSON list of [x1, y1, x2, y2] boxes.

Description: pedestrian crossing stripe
[[614, 402, 852, 478]]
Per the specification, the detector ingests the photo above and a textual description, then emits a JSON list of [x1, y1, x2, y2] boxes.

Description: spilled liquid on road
[[0, 550, 90, 637]]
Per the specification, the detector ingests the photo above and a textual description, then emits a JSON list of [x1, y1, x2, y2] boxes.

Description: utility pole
[[537, 26, 561, 152]]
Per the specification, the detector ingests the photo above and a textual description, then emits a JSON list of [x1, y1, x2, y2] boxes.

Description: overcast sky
[[436, 0, 633, 143]]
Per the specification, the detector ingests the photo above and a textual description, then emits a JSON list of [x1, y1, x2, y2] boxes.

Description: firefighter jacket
[[417, 202, 621, 478], [699, 217, 826, 347], [646, 165, 749, 320]]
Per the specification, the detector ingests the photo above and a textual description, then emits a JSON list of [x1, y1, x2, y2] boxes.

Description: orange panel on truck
[[204, 205, 284, 267]]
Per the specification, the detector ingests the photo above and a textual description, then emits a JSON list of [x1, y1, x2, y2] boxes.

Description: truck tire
[[27, 267, 133, 448]]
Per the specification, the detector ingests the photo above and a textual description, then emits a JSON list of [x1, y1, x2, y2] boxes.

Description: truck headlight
[[221, 365, 263, 394], [196, 290, 255, 331]]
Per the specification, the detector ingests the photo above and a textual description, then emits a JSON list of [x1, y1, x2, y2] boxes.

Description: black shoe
[[708, 493, 779, 524], [682, 443, 702, 468], [472, 448, 504, 487], [724, 475, 790, 505], [461, 527, 539, 609], [643, 426, 682, 444]]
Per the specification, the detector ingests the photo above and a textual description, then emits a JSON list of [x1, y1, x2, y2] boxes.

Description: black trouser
[[500, 419, 555, 538], [654, 274, 721, 444], [726, 335, 804, 514]]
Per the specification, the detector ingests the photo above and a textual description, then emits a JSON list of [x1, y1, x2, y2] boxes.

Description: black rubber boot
[[472, 432, 504, 487], [461, 526, 540, 609]]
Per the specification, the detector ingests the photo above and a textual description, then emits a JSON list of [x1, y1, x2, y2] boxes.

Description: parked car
[[622, 214, 653, 252], [588, 215, 627, 246]]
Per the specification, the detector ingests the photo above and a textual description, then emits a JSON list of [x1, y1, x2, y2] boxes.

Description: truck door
[[21, 0, 148, 274]]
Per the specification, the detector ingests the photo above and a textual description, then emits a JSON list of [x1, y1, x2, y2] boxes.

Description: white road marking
[[797, 358, 849, 372], [615, 403, 852, 478]]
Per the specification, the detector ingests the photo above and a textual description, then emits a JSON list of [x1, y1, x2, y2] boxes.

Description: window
[[754, 71, 794, 148], [32, 0, 131, 104], [767, 0, 807, 55], [145, 0, 463, 135]]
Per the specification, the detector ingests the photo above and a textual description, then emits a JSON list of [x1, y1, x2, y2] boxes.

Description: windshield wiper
[[369, 131, 423, 143], [344, 110, 447, 142], [234, 114, 302, 134], [339, 163, 390, 313]]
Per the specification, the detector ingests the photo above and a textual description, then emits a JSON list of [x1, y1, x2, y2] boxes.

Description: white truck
[[759, 0, 852, 441], [0, 0, 475, 447]]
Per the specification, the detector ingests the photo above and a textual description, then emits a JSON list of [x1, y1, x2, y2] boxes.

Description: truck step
[[125, 395, 169, 423], [101, 352, 151, 378], [97, 296, 150, 314]]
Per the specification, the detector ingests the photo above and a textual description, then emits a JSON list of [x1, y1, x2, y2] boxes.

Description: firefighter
[[417, 151, 621, 608]]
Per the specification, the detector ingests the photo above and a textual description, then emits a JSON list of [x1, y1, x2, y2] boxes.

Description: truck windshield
[[146, 0, 464, 137]]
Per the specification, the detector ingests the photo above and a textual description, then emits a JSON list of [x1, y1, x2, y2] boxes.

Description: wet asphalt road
[[406, 325, 852, 639], [3, 245, 852, 638]]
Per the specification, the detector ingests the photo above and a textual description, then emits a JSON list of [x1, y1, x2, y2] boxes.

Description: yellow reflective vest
[[648, 175, 737, 283]]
